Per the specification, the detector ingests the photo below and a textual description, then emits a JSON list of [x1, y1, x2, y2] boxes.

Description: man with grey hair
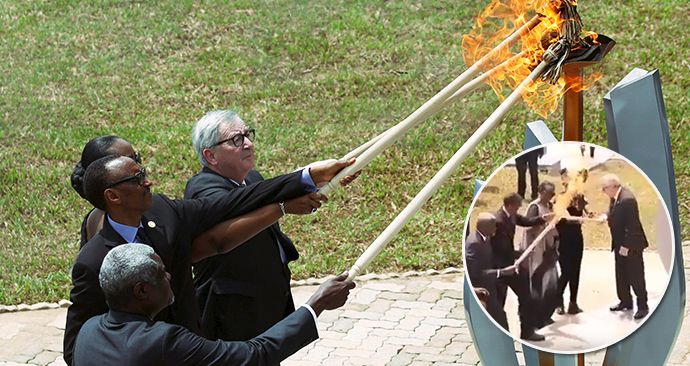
[[185, 109, 358, 341], [465, 212, 518, 332], [599, 173, 649, 319], [73, 244, 355, 366]]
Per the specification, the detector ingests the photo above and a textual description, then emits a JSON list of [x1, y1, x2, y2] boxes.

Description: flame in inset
[[462, 0, 602, 117]]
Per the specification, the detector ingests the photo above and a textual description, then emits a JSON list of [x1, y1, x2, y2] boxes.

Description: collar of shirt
[[477, 230, 488, 242], [107, 215, 142, 243], [614, 186, 623, 202], [502, 206, 511, 219], [228, 178, 247, 187]]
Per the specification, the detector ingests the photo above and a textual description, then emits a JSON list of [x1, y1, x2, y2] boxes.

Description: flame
[[551, 145, 590, 224], [462, 0, 602, 117], [552, 167, 588, 223]]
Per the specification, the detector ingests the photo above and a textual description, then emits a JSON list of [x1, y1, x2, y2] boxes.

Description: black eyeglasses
[[130, 152, 142, 164], [213, 129, 255, 148], [107, 168, 147, 188]]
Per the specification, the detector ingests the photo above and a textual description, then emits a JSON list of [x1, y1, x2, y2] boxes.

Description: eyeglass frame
[[130, 152, 142, 165], [212, 128, 255, 148], [106, 168, 148, 189]]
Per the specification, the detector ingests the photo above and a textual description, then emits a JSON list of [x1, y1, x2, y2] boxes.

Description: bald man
[[465, 212, 517, 330], [600, 174, 649, 320]]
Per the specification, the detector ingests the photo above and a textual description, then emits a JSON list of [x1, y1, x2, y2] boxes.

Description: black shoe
[[521, 331, 546, 342], [537, 317, 555, 329], [556, 306, 565, 315], [610, 303, 633, 311], [567, 302, 583, 315], [634, 308, 649, 319]]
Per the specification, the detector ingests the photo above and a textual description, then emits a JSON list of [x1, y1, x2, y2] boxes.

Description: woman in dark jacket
[[70, 136, 140, 247]]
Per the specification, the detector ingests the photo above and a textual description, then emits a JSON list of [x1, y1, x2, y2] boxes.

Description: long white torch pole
[[514, 222, 556, 267], [342, 52, 526, 161], [346, 61, 549, 280], [320, 16, 541, 195]]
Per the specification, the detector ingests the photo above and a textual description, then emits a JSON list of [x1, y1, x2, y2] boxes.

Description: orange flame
[[462, 0, 602, 118]]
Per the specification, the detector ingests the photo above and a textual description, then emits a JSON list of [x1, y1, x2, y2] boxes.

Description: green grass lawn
[[1, 0, 688, 304]]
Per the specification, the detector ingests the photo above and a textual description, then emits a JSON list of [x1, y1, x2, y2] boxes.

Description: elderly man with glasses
[[184, 110, 358, 342], [63, 148, 352, 365], [598, 173, 649, 320]]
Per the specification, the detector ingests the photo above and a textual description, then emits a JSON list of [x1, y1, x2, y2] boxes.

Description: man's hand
[[541, 212, 555, 221], [596, 213, 608, 223], [474, 287, 490, 309], [306, 272, 356, 316], [284, 193, 327, 215], [619, 246, 629, 257], [308, 158, 358, 187]]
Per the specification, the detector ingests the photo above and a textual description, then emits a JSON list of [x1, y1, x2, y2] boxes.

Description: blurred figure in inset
[[599, 174, 649, 320], [465, 212, 515, 330], [555, 168, 587, 315], [493, 193, 549, 341], [521, 181, 559, 329], [515, 147, 544, 200]]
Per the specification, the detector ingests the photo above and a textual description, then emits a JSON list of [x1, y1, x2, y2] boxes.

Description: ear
[[132, 282, 148, 300], [202, 148, 218, 166], [104, 188, 121, 206]]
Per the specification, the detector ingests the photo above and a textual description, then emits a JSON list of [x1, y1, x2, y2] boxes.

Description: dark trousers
[[530, 259, 559, 326], [615, 250, 648, 309], [496, 273, 538, 335], [515, 154, 539, 199], [485, 285, 509, 331], [558, 246, 583, 304]]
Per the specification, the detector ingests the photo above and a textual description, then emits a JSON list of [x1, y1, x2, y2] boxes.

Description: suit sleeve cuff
[[301, 168, 318, 192], [300, 304, 318, 326]]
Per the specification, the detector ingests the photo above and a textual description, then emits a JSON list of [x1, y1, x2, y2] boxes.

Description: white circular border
[[461, 141, 677, 355]]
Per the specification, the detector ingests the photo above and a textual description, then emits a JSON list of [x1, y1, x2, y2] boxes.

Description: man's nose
[[244, 138, 253, 149]]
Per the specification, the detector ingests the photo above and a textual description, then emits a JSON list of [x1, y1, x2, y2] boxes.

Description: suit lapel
[[139, 214, 173, 266], [101, 219, 126, 248]]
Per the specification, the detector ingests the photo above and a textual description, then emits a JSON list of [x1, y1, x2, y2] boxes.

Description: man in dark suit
[[515, 147, 544, 200], [184, 110, 357, 341], [600, 174, 649, 319], [64, 154, 351, 365], [492, 193, 550, 341], [73, 243, 355, 366], [465, 212, 516, 330]]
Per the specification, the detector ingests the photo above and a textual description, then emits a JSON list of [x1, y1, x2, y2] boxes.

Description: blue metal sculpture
[[602, 68, 685, 366]]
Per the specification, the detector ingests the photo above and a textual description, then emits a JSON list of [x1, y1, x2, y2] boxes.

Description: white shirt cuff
[[300, 304, 318, 326]]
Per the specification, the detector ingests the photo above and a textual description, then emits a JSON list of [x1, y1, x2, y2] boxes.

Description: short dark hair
[[560, 168, 568, 176], [83, 155, 121, 210], [71, 136, 123, 199], [539, 181, 555, 193], [503, 193, 522, 206]]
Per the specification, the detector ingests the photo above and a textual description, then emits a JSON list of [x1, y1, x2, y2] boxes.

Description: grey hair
[[99, 243, 160, 306], [191, 109, 242, 166], [601, 173, 621, 188]]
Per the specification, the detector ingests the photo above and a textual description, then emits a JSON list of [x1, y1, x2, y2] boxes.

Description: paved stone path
[[1, 246, 688, 366]]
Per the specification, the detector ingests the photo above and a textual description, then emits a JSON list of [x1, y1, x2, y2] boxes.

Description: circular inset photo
[[462, 141, 675, 353]]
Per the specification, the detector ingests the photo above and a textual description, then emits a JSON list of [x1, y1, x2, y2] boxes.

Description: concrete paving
[[504, 250, 670, 352], [1, 246, 688, 366]]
